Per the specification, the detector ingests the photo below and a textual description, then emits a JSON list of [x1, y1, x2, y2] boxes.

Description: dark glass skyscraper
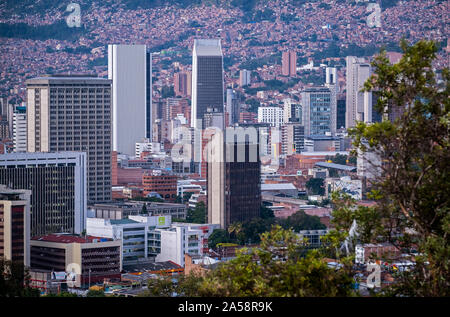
[[191, 39, 224, 129]]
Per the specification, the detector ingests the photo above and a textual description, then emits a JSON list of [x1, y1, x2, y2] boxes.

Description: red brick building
[[142, 171, 177, 201]]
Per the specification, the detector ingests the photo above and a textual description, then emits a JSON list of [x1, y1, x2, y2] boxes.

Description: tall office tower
[[301, 87, 335, 137], [239, 69, 251, 86], [191, 39, 224, 129], [26, 75, 111, 203], [283, 98, 302, 123], [258, 106, 284, 128], [0, 152, 87, 236], [281, 122, 305, 155], [13, 105, 27, 152], [337, 97, 346, 129], [207, 129, 261, 229], [174, 72, 191, 97], [108, 44, 148, 156], [146, 51, 153, 139], [282, 51, 297, 77], [0, 185, 31, 266], [346, 56, 372, 128], [226, 89, 239, 126], [325, 67, 337, 86]]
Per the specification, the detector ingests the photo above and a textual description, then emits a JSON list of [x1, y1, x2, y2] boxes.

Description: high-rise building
[[301, 87, 336, 137], [226, 89, 240, 126], [337, 97, 346, 129], [281, 122, 305, 155], [346, 56, 372, 128], [0, 152, 87, 236], [283, 98, 302, 123], [191, 39, 224, 129], [146, 51, 153, 140], [174, 72, 191, 97], [282, 51, 297, 77], [0, 185, 31, 266], [239, 69, 251, 86], [258, 106, 284, 128], [207, 128, 261, 229], [26, 75, 111, 203], [108, 45, 148, 156], [13, 105, 27, 152]]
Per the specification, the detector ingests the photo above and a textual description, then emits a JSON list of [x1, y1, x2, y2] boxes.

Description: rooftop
[[31, 234, 111, 244], [315, 162, 357, 172]]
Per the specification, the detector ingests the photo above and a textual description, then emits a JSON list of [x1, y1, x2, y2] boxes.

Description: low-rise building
[[30, 234, 122, 288]]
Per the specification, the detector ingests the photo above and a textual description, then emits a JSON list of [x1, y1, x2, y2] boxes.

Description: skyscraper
[[207, 128, 261, 229], [26, 75, 111, 203], [226, 88, 240, 126], [346, 56, 372, 128], [282, 51, 297, 77], [239, 69, 251, 86], [108, 44, 148, 156], [301, 87, 336, 137], [191, 39, 224, 129]]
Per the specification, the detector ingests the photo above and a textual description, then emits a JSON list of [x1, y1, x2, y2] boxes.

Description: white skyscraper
[[13, 105, 27, 152], [346, 56, 372, 128], [108, 44, 148, 156]]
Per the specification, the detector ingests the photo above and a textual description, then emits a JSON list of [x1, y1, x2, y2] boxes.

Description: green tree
[[86, 289, 105, 297], [306, 178, 325, 196], [139, 277, 176, 297], [176, 226, 355, 297], [344, 40, 449, 296], [280, 210, 327, 232], [0, 259, 39, 297], [208, 229, 232, 249], [186, 201, 207, 224]]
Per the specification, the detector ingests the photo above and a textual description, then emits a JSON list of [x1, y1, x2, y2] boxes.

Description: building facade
[[108, 45, 148, 156], [191, 39, 224, 129], [0, 185, 31, 266], [0, 152, 87, 236], [25, 75, 111, 203], [301, 87, 335, 137], [13, 105, 27, 152]]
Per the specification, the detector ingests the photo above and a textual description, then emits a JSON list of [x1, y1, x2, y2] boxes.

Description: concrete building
[[346, 56, 372, 128], [0, 152, 87, 236], [281, 122, 305, 155], [239, 69, 251, 86], [142, 170, 178, 201], [191, 39, 224, 129], [25, 75, 111, 203], [86, 215, 171, 265], [283, 98, 302, 124], [258, 106, 284, 128], [108, 44, 148, 156], [155, 225, 203, 267], [301, 87, 336, 137], [30, 234, 121, 288], [12, 105, 27, 152], [174, 71, 191, 97], [0, 185, 31, 266], [282, 51, 297, 77]]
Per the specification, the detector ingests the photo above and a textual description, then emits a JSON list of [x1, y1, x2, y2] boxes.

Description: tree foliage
[[344, 40, 450, 296], [174, 226, 355, 297]]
